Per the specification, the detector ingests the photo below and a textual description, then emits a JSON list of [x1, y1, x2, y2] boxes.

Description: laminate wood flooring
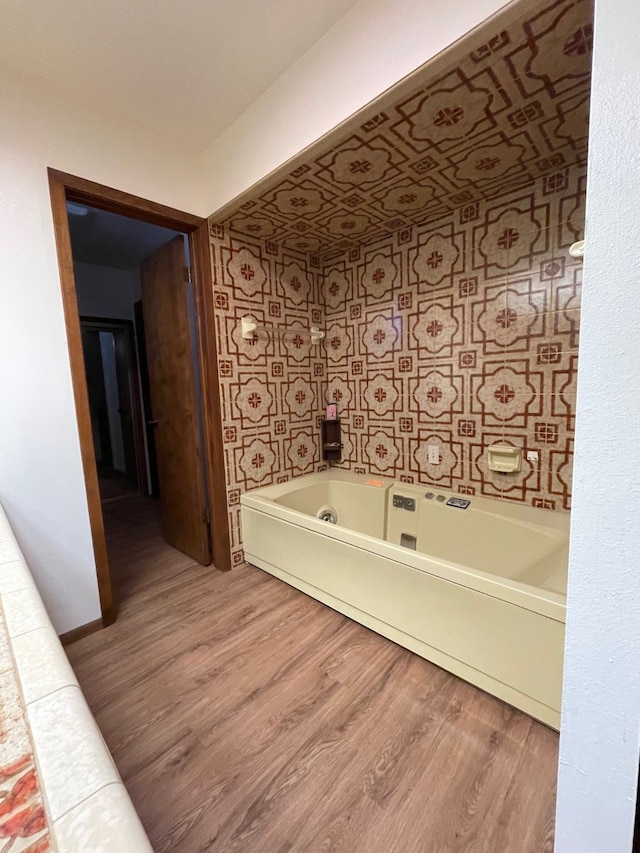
[[67, 497, 559, 853]]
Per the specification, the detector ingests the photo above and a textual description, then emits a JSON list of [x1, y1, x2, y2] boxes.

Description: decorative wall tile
[[363, 370, 401, 419], [218, 0, 591, 261], [208, 0, 590, 558], [325, 162, 585, 511], [364, 429, 401, 473], [209, 233, 327, 554]]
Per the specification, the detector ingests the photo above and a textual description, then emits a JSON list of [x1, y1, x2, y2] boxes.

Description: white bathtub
[[240, 470, 569, 729]]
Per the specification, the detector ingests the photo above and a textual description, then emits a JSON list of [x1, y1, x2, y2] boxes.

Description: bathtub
[[240, 470, 569, 729]]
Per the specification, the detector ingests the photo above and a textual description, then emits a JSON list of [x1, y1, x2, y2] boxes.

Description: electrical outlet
[[427, 445, 440, 464], [526, 450, 539, 463]]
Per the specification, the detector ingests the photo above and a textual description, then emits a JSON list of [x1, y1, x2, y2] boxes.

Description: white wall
[[555, 0, 640, 849], [74, 262, 141, 321], [0, 74, 204, 634], [198, 0, 511, 212]]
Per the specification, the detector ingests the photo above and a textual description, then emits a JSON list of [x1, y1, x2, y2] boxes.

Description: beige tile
[[0, 558, 36, 595], [0, 532, 23, 565], [27, 685, 120, 820], [53, 783, 152, 853], [2, 586, 50, 637], [11, 624, 78, 704], [0, 619, 12, 674]]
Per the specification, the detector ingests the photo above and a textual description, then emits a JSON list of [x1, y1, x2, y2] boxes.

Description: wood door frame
[[48, 168, 231, 628], [79, 316, 147, 495]]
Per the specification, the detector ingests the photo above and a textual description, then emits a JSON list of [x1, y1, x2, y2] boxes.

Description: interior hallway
[[66, 498, 558, 852]]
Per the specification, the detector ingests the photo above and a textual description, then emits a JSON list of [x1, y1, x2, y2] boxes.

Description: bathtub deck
[[66, 497, 558, 852]]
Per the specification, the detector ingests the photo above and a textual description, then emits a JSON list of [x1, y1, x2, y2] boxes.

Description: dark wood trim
[[48, 169, 201, 231], [190, 222, 232, 571], [59, 617, 106, 647], [49, 175, 116, 625], [48, 169, 231, 630], [80, 316, 147, 496]]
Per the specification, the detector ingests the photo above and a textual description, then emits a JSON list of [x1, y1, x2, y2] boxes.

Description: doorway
[[80, 317, 145, 502], [49, 169, 230, 634]]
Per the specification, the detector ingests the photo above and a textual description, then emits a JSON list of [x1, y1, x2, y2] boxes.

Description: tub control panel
[[424, 492, 471, 509], [393, 491, 471, 511], [446, 497, 471, 509], [392, 495, 416, 511]]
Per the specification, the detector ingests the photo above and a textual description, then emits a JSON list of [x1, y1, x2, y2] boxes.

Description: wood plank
[[66, 497, 559, 852]]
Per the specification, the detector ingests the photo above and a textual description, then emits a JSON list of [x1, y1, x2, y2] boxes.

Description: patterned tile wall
[[208, 0, 591, 560], [208, 227, 327, 566], [220, 0, 592, 260], [323, 163, 585, 510], [210, 162, 584, 562]]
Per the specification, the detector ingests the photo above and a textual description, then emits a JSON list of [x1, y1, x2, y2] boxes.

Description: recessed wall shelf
[[322, 419, 342, 462]]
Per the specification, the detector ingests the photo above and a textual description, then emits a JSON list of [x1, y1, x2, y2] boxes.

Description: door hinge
[[184, 265, 192, 284]]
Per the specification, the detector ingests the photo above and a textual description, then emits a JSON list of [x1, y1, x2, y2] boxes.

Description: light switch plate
[[427, 445, 439, 464]]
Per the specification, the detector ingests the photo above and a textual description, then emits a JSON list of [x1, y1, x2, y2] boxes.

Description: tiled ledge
[[0, 503, 152, 853]]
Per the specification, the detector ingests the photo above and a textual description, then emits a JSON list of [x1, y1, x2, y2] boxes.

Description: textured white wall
[[0, 76, 203, 634], [198, 0, 511, 212], [555, 0, 640, 848]]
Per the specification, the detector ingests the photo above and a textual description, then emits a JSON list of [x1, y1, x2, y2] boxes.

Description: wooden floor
[[67, 497, 558, 853]]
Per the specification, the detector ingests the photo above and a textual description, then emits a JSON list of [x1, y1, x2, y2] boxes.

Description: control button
[[425, 492, 434, 500], [435, 495, 446, 503], [392, 495, 404, 508], [403, 497, 416, 512], [446, 497, 471, 509]]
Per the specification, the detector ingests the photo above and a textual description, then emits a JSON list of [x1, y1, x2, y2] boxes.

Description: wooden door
[[140, 236, 211, 564], [134, 301, 160, 497]]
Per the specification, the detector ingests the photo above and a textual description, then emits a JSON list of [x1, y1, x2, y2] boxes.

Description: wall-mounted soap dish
[[487, 444, 521, 473]]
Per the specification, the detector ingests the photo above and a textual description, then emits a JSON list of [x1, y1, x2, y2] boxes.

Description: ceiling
[[0, 0, 360, 150], [67, 205, 180, 269], [218, 0, 592, 260]]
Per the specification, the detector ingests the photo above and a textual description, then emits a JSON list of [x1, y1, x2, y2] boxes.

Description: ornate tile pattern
[[219, 0, 592, 260], [325, 163, 585, 509], [209, 231, 328, 565], [208, 0, 590, 558], [210, 163, 583, 561]]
